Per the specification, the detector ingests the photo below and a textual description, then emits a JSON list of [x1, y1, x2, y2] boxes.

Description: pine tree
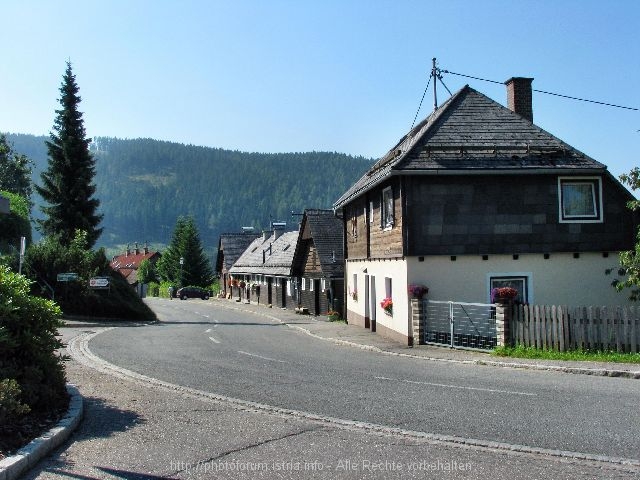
[[36, 62, 102, 247], [157, 217, 213, 287]]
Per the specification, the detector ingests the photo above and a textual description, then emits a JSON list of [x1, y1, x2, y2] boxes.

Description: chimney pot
[[505, 77, 534, 123]]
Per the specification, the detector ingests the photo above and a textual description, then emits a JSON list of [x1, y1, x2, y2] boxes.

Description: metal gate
[[424, 300, 497, 350]]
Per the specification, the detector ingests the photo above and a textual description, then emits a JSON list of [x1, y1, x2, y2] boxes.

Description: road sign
[[57, 273, 79, 282], [89, 277, 110, 288]]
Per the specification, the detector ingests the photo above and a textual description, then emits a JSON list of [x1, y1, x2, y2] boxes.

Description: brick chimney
[[505, 77, 534, 123]]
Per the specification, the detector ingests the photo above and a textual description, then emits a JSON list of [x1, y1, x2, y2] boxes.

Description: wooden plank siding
[[510, 304, 640, 352], [345, 178, 404, 260]]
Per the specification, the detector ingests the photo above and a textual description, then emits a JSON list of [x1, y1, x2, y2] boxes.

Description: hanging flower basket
[[239, 281, 246, 289], [407, 284, 429, 299]]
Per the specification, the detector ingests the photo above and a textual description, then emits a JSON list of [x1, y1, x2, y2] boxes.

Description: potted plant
[[407, 284, 429, 299], [327, 310, 341, 322], [380, 297, 393, 315], [491, 287, 518, 303]]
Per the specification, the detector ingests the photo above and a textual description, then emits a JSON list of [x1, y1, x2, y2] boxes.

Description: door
[[370, 276, 377, 332], [364, 275, 370, 329]]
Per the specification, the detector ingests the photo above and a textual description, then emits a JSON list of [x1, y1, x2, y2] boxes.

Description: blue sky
[[1, 1, 638, 179]]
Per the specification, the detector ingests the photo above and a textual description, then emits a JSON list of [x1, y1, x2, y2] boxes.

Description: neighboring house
[[291, 209, 345, 316], [215, 231, 260, 298], [333, 77, 637, 345], [110, 243, 161, 289], [228, 226, 300, 308]]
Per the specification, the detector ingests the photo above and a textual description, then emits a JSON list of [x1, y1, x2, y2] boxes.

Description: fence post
[[495, 301, 512, 347], [410, 298, 424, 346]]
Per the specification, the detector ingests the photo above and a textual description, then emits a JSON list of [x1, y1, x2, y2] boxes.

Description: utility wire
[[410, 74, 432, 130], [442, 69, 638, 111]]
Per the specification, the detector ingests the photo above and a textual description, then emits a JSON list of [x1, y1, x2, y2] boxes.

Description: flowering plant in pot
[[491, 287, 518, 303], [231, 279, 238, 287], [380, 297, 393, 315], [407, 284, 429, 298]]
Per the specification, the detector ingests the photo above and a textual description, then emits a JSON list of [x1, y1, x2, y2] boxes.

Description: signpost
[[57, 273, 79, 282], [89, 277, 110, 289]]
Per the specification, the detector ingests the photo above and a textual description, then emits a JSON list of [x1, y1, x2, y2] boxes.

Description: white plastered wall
[[407, 253, 632, 306], [346, 259, 410, 337]]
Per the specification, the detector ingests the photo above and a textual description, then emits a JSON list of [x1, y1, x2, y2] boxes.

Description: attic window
[[283, 244, 290, 251], [558, 177, 602, 223]]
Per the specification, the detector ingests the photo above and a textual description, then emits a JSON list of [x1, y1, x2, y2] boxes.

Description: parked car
[[177, 286, 210, 300]]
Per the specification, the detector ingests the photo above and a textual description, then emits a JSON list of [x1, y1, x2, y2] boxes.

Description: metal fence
[[424, 300, 497, 350]]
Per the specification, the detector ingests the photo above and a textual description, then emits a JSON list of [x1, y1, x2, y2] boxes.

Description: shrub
[[24, 231, 156, 321], [0, 265, 67, 420]]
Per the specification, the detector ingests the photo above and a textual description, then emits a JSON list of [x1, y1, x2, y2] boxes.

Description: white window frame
[[384, 277, 392, 299], [310, 279, 314, 292], [558, 176, 603, 223], [302, 278, 306, 290], [487, 273, 532, 304], [382, 186, 394, 230]]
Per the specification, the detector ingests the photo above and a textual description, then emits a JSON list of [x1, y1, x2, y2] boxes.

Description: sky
[[1, 0, 638, 179]]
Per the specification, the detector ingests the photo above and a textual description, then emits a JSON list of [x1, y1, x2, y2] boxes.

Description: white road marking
[[374, 376, 536, 397], [238, 350, 287, 363], [209, 336, 220, 344], [205, 328, 212, 333]]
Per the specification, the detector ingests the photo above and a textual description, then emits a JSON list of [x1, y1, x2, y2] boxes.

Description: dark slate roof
[[295, 209, 344, 278], [229, 230, 299, 277], [216, 233, 260, 272], [334, 85, 607, 208]]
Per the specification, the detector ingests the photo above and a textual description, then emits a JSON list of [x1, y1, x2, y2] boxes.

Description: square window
[[558, 177, 602, 223], [490, 276, 528, 303], [382, 187, 394, 230]]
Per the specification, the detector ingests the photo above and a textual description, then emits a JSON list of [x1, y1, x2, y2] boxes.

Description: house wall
[[345, 258, 410, 344], [407, 252, 633, 306], [404, 174, 635, 256], [345, 178, 404, 260]]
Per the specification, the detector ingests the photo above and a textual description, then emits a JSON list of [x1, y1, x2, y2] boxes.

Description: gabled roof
[[110, 250, 160, 271], [229, 230, 300, 277], [215, 232, 261, 272], [293, 209, 344, 278], [334, 85, 607, 208]]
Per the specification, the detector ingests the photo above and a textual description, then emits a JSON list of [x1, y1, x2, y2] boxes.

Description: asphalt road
[[88, 299, 640, 462]]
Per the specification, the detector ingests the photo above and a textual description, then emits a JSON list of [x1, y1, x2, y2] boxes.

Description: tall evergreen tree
[[35, 62, 102, 247], [157, 216, 213, 287]]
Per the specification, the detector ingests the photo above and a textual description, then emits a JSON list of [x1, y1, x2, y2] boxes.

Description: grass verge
[[493, 345, 640, 364]]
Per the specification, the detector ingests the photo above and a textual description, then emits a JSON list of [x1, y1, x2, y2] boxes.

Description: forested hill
[[4, 134, 373, 256]]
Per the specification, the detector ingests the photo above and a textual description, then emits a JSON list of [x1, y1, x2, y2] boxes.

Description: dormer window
[[558, 177, 603, 223]]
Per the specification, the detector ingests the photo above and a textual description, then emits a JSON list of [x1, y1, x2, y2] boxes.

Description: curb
[[212, 300, 640, 380], [0, 385, 83, 480]]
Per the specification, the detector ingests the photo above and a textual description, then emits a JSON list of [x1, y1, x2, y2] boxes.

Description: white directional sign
[[89, 277, 110, 288]]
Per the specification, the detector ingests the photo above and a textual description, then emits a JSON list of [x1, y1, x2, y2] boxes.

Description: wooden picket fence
[[510, 305, 640, 353]]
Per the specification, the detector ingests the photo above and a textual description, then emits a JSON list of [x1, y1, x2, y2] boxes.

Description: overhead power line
[[442, 69, 638, 111]]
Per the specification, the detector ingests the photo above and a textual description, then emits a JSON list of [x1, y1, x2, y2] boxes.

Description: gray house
[[228, 226, 300, 308], [334, 77, 637, 345]]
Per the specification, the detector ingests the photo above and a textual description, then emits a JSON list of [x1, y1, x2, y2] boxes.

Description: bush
[[0, 265, 67, 421], [0, 379, 30, 426], [24, 231, 156, 321]]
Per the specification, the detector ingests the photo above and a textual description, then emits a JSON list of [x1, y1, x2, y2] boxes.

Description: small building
[[291, 209, 345, 316], [110, 243, 161, 293], [334, 77, 637, 345], [228, 226, 300, 308], [215, 231, 260, 298]]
